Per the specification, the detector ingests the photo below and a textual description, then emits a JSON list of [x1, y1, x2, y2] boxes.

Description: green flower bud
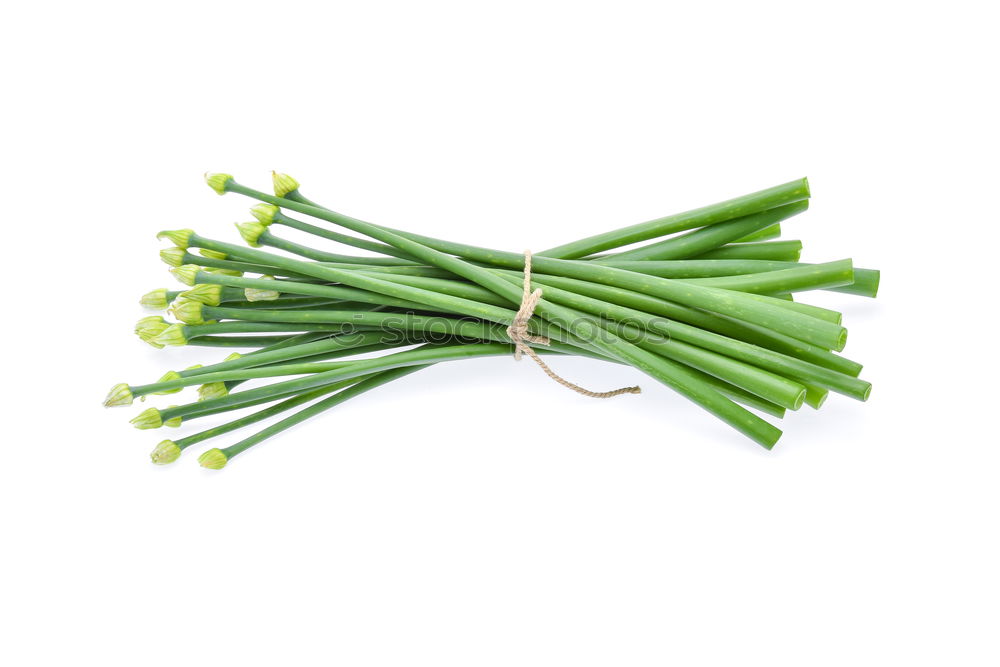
[[170, 264, 200, 286], [103, 383, 134, 407], [199, 248, 228, 260], [198, 448, 229, 470], [198, 382, 229, 401], [235, 221, 267, 247], [140, 288, 170, 311], [171, 299, 206, 325], [151, 440, 182, 465], [130, 407, 164, 430], [159, 247, 186, 267], [153, 370, 183, 395], [131, 407, 182, 429], [154, 323, 188, 347], [250, 203, 279, 225], [205, 172, 233, 195], [244, 275, 280, 302], [181, 284, 223, 306], [135, 316, 170, 348], [203, 267, 243, 278], [272, 171, 300, 198], [156, 229, 194, 249]]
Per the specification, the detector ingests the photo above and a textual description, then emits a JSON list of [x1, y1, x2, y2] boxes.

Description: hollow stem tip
[[104, 383, 134, 407], [157, 229, 194, 249], [271, 171, 299, 198], [205, 172, 233, 195], [151, 440, 181, 465], [131, 407, 182, 430], [140, 288, 170, 311], [198, 448, 228, 470]]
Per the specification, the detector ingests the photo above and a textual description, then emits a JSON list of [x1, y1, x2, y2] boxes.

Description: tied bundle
[[104, 173, 878, 469]]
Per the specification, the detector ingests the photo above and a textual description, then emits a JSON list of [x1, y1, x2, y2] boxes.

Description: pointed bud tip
[[271, 171, 300, 198], [198, 448, 229, 470], [156, 229, 194, 249], [103, 383, 134, 407]]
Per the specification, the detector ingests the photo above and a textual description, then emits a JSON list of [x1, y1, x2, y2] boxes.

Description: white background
[[2, 1, 997, 665]]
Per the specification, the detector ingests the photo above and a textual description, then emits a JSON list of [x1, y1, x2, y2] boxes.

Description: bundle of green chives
[[105, 172, 878, 469]]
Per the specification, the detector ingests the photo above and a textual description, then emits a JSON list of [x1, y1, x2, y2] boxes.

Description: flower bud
[[135, 316, 171, 348], [169, 264, 200, 286], [205, 172, 233, 195], [198, 382, 229, 401], [140, 288, 170, 311], [170, 299, 206, 325], [153, 323, 188, 347], [271, 171, 300, 198], [151, 440, 182, 465], [159, 247, 186, 267], [156, 229, 194, 249], [235, 221, 267, 247], [198, 448, 229, 470], [250, 203, 279, 225], [103, 383, 134, 407], [244, 275, 280, 302], [153, 370, 183, 395], [181, 284, 223, 306]]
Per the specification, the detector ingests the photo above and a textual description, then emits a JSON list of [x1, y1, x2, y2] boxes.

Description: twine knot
[[506, 250, 641, 399]]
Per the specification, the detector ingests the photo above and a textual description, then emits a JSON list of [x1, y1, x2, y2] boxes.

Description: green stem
[[174, 382, 354, 450], [534, 178, 811, 259], [226, 183, 786, 447], [272, 210, 420, 262], [224, 184, 846, 351], [219, 366, 428, 462], [258, 229, 420, 266], [604, 200, 808, 261], [685, 260, 855, 295]]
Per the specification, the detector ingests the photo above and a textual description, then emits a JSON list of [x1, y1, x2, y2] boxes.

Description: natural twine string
[[505, 250, 641, 399]]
